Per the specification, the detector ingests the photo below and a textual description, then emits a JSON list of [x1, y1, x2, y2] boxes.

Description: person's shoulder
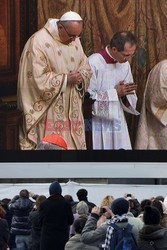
[[156, 59, 167, 67], [117, 61, 132, 74], [27, 198, 34, 204], [128, 215, 144, 226], [20, 198, 33, 207], [65, 234, 83, 249], [157, 59, 167, 71], [89, 53, 106, 68], [119, 60, 131, 68], [87, 201, 96, 207], [151, 59, 167, 72], [28, 27, 47, 46], [89, 52, 104, 61]]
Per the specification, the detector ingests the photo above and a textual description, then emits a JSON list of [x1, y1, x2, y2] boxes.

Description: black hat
[[111, 198, 129, 216], [49, 181, 62, 195], [143, 206, 160, 225], [77, 189, 88, 199]]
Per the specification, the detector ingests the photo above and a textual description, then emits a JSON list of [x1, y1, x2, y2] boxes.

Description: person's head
[[109, 31, 137, 63], [35, 195, 47, 210], [74, 217, 87, 234], [152, 199, 163, 217], [143, 206, 160, 225], [49, 181, 62, 195], [155, 195, 164, 202], [57, 11, 83, 45], [0, 205, 6, 218], [0, 198, 11, 210], [76, 189, 88, 201], [76, 201, 89, 215], [64, 194, 74, 203], [36, 134, 68, 150], [19, 189, 29, 199], [140, 199, 152, 211], [101, 195, 114, 207], [111, 198, 129, 216], [128, 199, 135, 209]]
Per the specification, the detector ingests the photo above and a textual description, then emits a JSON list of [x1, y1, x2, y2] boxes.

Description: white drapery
[[0, 181, 167, 205]]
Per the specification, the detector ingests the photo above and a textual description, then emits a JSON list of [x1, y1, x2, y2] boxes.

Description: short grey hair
[[76, 201, 89, 215], [36, 141, 64, 150]]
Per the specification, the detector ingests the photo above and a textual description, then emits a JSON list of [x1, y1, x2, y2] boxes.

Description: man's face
[[111, 42, 136, 63], [58, 21, 83, 45]]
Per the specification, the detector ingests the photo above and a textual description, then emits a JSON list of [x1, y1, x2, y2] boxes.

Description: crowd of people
[[1, 181, 167, 249]]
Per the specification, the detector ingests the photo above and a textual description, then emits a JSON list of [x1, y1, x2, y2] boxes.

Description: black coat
[[138, 225, 167, 250], [9, 196, 34, 235], [0, 218, 10, 250], [39, 194, 74, 250], [29, 210, 41, 250]]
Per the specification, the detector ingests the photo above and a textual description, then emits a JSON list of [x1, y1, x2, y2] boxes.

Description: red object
[[42, 134, 67, 150], [99, 49, 117, 64]]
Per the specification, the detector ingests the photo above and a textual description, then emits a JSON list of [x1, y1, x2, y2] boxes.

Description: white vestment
[[17, 19, 91, 150], [88, 48, 139, 149], [135, 60, 167, 149]]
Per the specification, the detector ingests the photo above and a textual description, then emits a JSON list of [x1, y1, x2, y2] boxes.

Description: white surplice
[[88, 47, 139, 149]]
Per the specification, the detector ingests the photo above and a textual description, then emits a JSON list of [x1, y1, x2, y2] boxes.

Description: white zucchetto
[[60, 11, 82, 21]]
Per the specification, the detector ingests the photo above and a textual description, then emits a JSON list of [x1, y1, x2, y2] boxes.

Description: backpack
[[106, 223, 138, 250]]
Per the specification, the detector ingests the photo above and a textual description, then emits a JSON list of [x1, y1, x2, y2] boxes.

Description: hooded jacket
[[138, 225, 167, 250], [39, 194, 74, 250]]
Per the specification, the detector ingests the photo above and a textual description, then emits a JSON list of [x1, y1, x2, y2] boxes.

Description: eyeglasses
[[61, 24, 81, 39]]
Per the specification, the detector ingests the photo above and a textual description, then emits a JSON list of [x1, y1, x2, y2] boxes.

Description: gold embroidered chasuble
[[135, 60, 167, 149], [17, 19, 92, 149]]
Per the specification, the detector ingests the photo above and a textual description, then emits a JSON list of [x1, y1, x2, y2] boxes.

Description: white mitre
[[60, 11, 82, 21]]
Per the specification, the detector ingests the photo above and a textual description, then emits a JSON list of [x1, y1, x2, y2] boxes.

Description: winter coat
[[0, 218, 10, 250], [28, 210, 41, 250], [39, 194, 74, 250], [9, 196, 34, 235], [81, 213, 139, 249], [81, 214, 107, 249], [3, 204, 16, 249], [65, 233, 99, 250], [127, 212, 144, 232], [138, 224, 167, 250]]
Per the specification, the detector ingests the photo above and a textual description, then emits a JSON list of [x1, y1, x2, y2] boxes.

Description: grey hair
[[76, 201, 89, 215], [36, 141, 64, 150]]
